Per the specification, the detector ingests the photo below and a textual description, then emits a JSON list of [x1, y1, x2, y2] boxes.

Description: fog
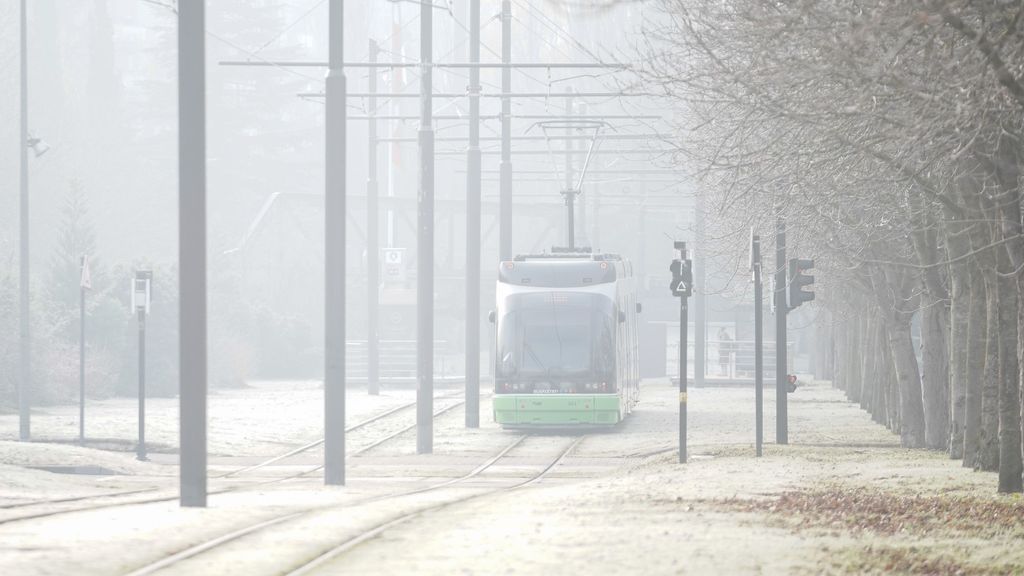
[[3, 1, 1024, 574], [0, 1, 723, 400]]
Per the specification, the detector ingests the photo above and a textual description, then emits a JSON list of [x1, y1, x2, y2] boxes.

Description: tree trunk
[[942, 186, 972, 460], [979, 269, 1001, 471], [885, 340, 900, 433], [872, 317, 887, 424], [864, 312, 881, 415], [908, 190, 951, 451], [888, 320, 927, 448], [947, 258, 969, 459], [920, 296, 950, 450], [991, 133, 1024, 492], [833, 319, 846, 393], [1019, 273, 1024, 492], [997, 261, 1022, 492], [869, 262, 925, 447], [963, 261, 987, 466], [874, 315, 893, 427]]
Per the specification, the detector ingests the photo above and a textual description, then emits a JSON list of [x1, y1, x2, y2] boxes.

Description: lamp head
[[27, 134, 49, 158]]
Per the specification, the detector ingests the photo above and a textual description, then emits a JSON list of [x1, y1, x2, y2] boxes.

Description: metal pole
[[367, 39, 380, 396], [498, 0, 512, 260], [416, 0, 435, 454], [178, 0, 207, 508], [18, 0, 31, 442], [565, 190, 575, 249], [694, 192, 706, 386], [137, 310, 147, 461], [565, 87, 574, 248], [575, 100, 588, 247], [79, 261, 85, 446], [678, 243, 688, 464], [753, 234, 763, 457], [324, 0, 347, 485], [465, 0, 481, 428], [775, 217, 788, 445]]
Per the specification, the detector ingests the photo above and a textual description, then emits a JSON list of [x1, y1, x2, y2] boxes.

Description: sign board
[[671, 279, 690, 298], [80, 255, 92, 290], [131, 270, 153, 315], [383, 248, 406, 285]]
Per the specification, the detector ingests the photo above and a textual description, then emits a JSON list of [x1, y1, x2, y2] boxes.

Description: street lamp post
[[132, 271, 152, 461], [18, 0, 31, 442]]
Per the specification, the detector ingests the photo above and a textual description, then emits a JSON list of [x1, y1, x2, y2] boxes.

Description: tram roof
[[500, 250, 632, 287]]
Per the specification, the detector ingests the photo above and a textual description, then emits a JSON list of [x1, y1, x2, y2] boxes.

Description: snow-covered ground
[[0, 379, 1017, 575]]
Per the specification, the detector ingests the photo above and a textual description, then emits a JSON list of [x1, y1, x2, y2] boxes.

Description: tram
[[491, 249, 640, 427]]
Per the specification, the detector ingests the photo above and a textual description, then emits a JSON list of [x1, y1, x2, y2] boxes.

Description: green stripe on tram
[[493, 394, 621, 426]]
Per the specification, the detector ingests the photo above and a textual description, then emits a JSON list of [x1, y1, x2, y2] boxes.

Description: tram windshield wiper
[[523, 340, 546, 373]]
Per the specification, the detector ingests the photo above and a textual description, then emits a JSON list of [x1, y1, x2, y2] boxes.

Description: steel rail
[[119, 434, 540, 576], [285, 435, 585, 575], [216, 392, 462, 479], [0, 392, 469, 526]]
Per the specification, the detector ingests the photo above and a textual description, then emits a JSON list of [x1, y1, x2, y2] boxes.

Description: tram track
[[0, 487, 162, 511], [0, 391, 473, 526], [120, 434, 583, 576], [286, 435, 585, 576]]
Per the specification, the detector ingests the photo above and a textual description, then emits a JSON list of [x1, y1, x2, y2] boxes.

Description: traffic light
[[787, 258, 815, 310], [669, 258, 693, 298]]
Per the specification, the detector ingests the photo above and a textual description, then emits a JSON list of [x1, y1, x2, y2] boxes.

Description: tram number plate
[[534, 389, 558, 394]]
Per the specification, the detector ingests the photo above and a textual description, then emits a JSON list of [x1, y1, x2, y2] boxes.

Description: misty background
[[0, 1, 738, 408]]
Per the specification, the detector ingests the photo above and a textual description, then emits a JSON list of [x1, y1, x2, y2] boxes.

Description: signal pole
[[751, 232, 763, 457], [324, 0, 347, 485], [498, 0, 512, 260], [679, 276, 688, 463], [670, 242, 693, 463], [465, 0, 481, 428], [775, 217, 788, 445], [416, 0, 435, 454]]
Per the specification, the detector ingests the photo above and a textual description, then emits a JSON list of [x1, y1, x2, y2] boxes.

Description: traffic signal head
[[669, 258, 693, 298], [788, 258, 815, 310]]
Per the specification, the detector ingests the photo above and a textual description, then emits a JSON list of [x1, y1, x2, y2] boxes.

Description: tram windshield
[[496, 292, 615, 391]]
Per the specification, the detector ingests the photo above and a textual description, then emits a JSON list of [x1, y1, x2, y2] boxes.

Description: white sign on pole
[[80, 255, 92, 290], [383, 248, 406, 284]]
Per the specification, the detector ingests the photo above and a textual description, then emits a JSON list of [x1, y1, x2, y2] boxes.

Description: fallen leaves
[[720, 485, 1024, 538]]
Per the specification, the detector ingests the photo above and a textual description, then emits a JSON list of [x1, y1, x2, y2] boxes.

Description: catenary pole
[[465, 0, 481, 428], [753, 233, 763, 457], [775, 217, 788, 444], [324, 0, 347, 485], [564, 87, 574, 248], [179, 0, 208, 507], [19, 0, 31, 442], [79, 257, 86, 445], [498, 0, 512, 260], [416, 0, 435, 454], [367, 39, 380, 396]]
